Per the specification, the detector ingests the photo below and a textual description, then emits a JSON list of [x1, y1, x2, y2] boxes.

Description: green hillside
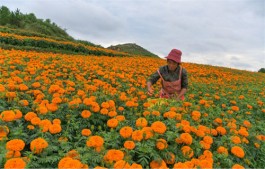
[[108, 43, 159, 58]]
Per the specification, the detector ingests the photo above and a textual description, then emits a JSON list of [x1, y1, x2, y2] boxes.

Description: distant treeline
[[0, 6, 74, 40]]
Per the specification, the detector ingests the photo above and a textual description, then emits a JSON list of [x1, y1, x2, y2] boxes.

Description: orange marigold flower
[[173, 162, 188, 169], [216, 126, 227, 135], [81, 110, 91, 118], [132, 130, 143, 142], [4, 158, 26, 169], [107, 118, 119, 128], [124, 141, 135, 150], [232, 164, 245, 169], [231, 136, 241, 144], [30, 117, 41, 125], [131, 163, 142, 169], [150, 160, 168, 169], [104, 149, 124, 162], [180, 133, 193, 145], [191, 111, 201, 121], [30, 137, 48, 154], [156, 138, 168, 150], [113, 160, 130, 169], [231, 106, 239, 112], [231, 146, 245, 158], [238, 128, 249, 137], [136, 117, 148, 128], [142, 127, 154, 140], [24, 112, 37, 121], [1, 110, 16, 122], [58, 157, 83, 169], [6, 139, 25, 151], [151, 121, 167, 134], [14, 109, 22, 120], [119, 126, 133, 138], [49, 124, 62, 134], [86, 136, 104, 148], [66, 149, 80, 160], [181, 146, 194, 158], [19, 100, 29, 106], [116, 115, 125, 121], [82, 129, 91, 136], [203, 136, 213, 144]]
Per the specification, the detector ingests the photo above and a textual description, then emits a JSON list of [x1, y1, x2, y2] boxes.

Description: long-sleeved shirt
[[147, 65, 188, 89]]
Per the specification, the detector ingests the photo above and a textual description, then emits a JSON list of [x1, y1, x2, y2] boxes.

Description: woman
[[147, 49, 188, 100]]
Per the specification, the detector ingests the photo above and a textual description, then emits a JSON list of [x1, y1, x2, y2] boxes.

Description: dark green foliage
[[258, 68, 265, 73], [108, 43, 159, 58]]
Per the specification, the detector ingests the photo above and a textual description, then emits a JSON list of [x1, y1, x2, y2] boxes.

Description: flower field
[[0, 48, 265, 169]]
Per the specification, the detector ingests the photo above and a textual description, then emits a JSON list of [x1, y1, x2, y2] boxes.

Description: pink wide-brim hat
[[165, 49, 182, 63]]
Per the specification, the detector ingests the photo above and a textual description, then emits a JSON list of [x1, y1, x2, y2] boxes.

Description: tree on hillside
[[0, 6, 11, 25], [258, 68, 265, 73]]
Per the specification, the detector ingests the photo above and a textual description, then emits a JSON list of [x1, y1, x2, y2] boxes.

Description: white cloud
[[1, 0, 264, 71]]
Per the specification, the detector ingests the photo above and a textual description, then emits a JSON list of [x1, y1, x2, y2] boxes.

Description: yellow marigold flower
[[151, 121, 167, 134]]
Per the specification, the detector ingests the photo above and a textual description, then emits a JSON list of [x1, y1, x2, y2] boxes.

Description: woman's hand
[[147, 87, 154, 96]]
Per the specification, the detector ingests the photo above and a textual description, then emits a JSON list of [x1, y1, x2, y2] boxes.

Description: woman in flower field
[[147, 49, 188, 100]]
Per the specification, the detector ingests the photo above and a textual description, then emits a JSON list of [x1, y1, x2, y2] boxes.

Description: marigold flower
[[113, 160, 130, 169], [151, 121, 167, 134], [173, 162, 188, 169], [180, 133, 193, 145], [82, 129, 92, 136], [24, 112, 37, 121], [104, 149, 124, 162], [231, 146, 245, 158], [116, 115, 125, 121], [6, 139, 25, 151], [203, 136, 213, 144], [30, 137, 48, 154], [4, 158, 26, 169], [119, 126, 133, 138], [164, 152, 175, 165], [232, 164, 245, 169], [136, 117, 148, 128], [66, 150, 80, 160], [142, 127, 154, 140], [49, 124, 62, 134], [231, 136, 241, 144], [181, 146, 194, 158], [131, 163, 143, 169], [156, 139, 168, 150], [150, 160, 168, 169], [58, 157, 83, 169], [216, 126, 227, 135], [0, 110, 16, 122], [86, 135, 104, 148], [132, 130, 143, 141], [81, 110, 91, 118], [107, 118, 119, 128], [124, 140, 135, 150]]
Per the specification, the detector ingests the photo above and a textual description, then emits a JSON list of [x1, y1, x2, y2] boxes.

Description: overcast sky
[[1, 0, 264, 71]]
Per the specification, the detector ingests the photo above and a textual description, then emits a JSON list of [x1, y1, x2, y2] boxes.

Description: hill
[[108, 43, 159, 58]]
